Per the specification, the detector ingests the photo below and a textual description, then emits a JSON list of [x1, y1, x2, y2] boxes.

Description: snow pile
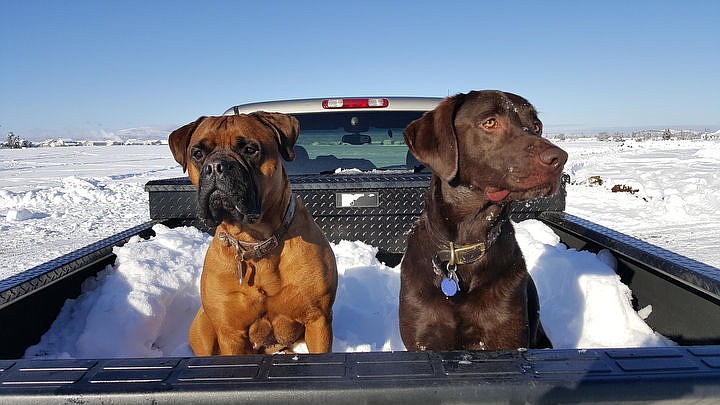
[[559, 139, 720, 267], [331, 240, 403, 352], [0, 145, 182, 278], [516, 220, 670, 348], [0, 176, 151, 279], [25, 220, 670, 359], [5, 208, 45, 221], [25, 224, 209, 359]]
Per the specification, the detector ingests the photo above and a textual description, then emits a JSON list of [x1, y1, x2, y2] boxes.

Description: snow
[[561, 139, 720, 267], [24, 221, 670, 359], [2, 140, 719, 358], [0, 146, 182, 275], [515, 220, 670, 348]]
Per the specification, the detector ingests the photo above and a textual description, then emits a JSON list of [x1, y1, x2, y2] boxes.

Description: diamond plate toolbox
[[144, 173, 565, 254]]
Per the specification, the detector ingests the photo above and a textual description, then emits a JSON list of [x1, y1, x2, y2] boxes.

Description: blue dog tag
[[441, 277, 458, 297]]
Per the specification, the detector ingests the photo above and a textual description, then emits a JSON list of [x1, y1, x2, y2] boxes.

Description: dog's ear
[[403, 95, 461, 182], [168, 116, 206, 172], [250, 111, 299, 161]]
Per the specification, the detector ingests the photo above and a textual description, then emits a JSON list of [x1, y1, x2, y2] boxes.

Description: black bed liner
[[2, 174, 720, 403]]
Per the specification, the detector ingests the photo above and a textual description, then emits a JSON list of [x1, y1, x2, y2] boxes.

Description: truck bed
[[1, 174, 720, 403]]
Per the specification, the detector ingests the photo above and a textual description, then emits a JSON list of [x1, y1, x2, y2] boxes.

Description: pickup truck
[[1, 97, 719, 403]]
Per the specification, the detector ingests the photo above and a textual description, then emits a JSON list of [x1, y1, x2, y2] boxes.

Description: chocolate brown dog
[[169, 113, 337, 355], [399, 90, 567, 351]]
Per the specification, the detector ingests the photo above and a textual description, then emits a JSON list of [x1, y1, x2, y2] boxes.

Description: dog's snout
[[539, 146, 568, 169], [203, 159, 229, 178]]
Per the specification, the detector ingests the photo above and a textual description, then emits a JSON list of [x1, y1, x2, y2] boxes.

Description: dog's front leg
[[216, 326, 253, 355], [189, 307, 218, 356], [304, 315, 333, 353], [209, 293, 263, 355]]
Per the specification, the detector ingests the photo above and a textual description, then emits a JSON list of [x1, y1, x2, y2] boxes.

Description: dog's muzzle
[[197, 154, 260, 225]]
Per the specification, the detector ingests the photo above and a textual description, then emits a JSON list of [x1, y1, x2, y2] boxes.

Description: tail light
[[322, 98, 389, 109]]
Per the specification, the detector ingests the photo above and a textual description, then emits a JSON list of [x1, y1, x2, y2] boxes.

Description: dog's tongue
[[486, 187, 510, 202]]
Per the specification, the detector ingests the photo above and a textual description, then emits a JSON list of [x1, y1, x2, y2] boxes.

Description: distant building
[[47, 139, 82, 147]]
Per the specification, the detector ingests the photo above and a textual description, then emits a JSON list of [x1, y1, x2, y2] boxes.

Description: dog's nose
[[538, 146, 568, 169], [203, 160, 229, 177]]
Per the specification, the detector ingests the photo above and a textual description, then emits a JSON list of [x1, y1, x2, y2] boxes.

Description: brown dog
[[168, 113, 338, 355], [399, 90, 567, 351]]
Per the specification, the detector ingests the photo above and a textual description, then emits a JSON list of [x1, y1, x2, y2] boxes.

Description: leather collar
[[429, 220, 504, 277], [217, 193, 297, 262], [424, 213, 505, 297]]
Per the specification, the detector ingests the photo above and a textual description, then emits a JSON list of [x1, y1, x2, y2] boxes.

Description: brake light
[[322, 98, 389, 109]]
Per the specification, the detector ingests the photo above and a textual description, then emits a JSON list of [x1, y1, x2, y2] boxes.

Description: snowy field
[[562, 138, 720, 269], [2, 139, 719, 358]]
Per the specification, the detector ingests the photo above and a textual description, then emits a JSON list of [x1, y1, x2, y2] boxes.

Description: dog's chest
[[236, 259, 284, 296], [203, 248, 283, 293]]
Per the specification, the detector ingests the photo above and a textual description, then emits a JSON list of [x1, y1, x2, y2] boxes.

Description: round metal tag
[[441, 277, 458, 297]]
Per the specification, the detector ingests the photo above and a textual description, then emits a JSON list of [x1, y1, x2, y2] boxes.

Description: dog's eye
[[482, 118, 497, 129], [243, 144, 259, 156], [191, 148, 205, 162]]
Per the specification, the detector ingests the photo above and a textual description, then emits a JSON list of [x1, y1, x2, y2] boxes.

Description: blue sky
[[1, 1, 718, 139]]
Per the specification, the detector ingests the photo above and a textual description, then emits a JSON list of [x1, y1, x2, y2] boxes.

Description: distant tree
[[5, 132, 20, 148]]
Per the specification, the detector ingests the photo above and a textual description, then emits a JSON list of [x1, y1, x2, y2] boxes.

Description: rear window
[[285, 111, 426, 175]]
